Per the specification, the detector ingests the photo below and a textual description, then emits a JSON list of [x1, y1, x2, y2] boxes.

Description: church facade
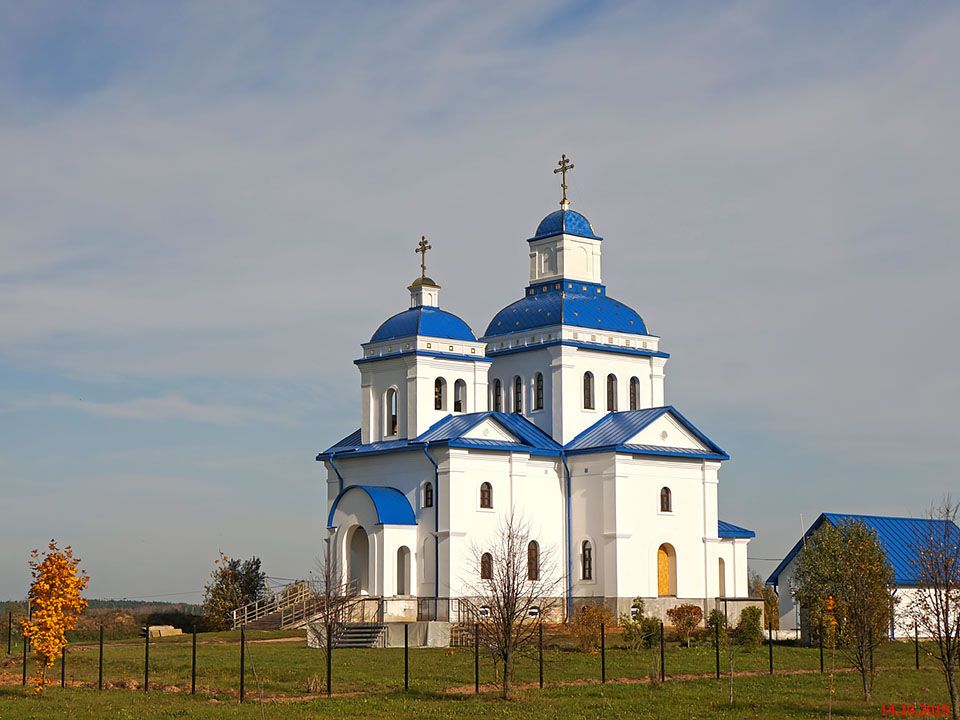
[[317, 160, 754, 622]]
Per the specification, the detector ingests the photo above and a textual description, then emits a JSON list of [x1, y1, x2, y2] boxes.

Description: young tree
[[202, 554, 267, 630], [572, 603, 614, 653], [306, 539, 353, 666], [749, 571, 780, 630], [791, 519, 896, 701], [666, 603, 703, 648], [909, 497, 960, 712], [22, 540, 89, 695], [464, 511, 562, 699], [618, 599, 663, 686]]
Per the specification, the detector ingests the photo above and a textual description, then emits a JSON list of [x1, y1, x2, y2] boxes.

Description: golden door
[[657, 546, 669, 596]]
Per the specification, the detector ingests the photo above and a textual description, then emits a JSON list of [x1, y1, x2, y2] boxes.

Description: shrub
[[572, 603, 614, 653], [735, 606, 763, 651], [666, 603, 703, 648], [707, 609, 727, 647]]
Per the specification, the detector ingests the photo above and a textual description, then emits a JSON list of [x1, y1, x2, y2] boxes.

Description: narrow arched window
[[423, 482, 433, 508], [606, 374, 618, 411], [513, 376, 522, 414], [629, 377, 640, 411], [454, 379, 466, 413], [534, 373, 544, 411], [480, 553, 493, 580], [386, 389, 398, 437], [493, 379, 502, 413], [527, 541, 540, 581], [480, 482, 493, 509], [583, 372, 595, 410], [660, 487, 672, 513], [581, 540, 593, 580], [434, 378, 446, 411]]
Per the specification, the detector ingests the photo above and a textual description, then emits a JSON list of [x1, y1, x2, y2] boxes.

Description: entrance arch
[[396, 546, 411, 595], [657, 543, 677, 597], [348, 526, 370, 595]]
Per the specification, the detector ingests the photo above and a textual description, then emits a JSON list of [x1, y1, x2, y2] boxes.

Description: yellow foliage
[[22, 540, 89, 695]]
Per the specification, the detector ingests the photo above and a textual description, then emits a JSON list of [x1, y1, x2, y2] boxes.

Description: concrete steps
[[335, 623, 385, 648]]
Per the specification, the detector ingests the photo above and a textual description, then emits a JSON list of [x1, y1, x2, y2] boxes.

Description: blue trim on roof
[[766, 513, 960, 587], [370, 306, 477, 343], [485, 339, 669, 360], [483, 285, 648, 338], [355, 350, 493, 365], [529, 209, 601, 241], [326, 485, 417, 527], [718, 520, 756, 538]]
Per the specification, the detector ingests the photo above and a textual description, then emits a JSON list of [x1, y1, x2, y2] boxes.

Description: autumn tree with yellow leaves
[[22, 540, 89, 695]]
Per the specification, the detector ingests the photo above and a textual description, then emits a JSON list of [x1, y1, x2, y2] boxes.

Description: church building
[[317, 156, 755, 622]]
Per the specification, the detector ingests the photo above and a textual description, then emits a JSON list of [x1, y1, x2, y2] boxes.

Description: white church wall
[[527, 234, 603, 285]]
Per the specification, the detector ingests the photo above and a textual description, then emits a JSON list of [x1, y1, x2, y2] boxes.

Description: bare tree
[[910, 496, 960, 711], [307, 538, 353, 664], [464, 511, 562, 699]]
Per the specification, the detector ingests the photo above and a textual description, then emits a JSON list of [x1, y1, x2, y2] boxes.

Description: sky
[[1, 0, 958, 603]]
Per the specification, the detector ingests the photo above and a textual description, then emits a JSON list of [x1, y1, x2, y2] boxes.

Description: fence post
[[6, 611, 10, 654], [768, 623, 773, 674], [326, 623, 332, 697], [98, 626, 103, 691], [474, 622, 479, 694], [659, 620, 665, 683], [715, 621, 720, 679], [239, 625, 245, 703], [61, 645, 65, 688], [22, 632, 27, 686], [819, 618, 824, 673], [915, 621, 920, 670], [600, 622, 606, 684], [538, 623, 543, 689], [144, 628, 149, 692], [404, 624, 409, 691], [191, 625, 197, 694]]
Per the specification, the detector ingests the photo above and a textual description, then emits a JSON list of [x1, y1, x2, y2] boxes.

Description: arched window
[[386, 389, 398, 437], [583, 372, 595, 410], [581, 540, 593, 580], [493, 379, 503, 413], [423, 482, 433, 508], [527, 541, 540, 581], [480, 552, 493, 580], [434, 378, 446, 411], [660, 487, 672, 513], [454, 379, 467, 413], [629, 377, 640, 411], [534, 373, 544, 411], [480, 482, 493, 509], [397, 546, 411, 595], [606, 374, 618, 411], [513, 376, 523, 414]]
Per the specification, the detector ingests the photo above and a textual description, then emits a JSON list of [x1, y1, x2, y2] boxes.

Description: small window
[[434, 378, 446, 411], [386, 389, 398, 437], [527, 541, 540, 581], [454, 379, 466, 413], [583, 372, 595, 410], [660, 487, 672, 513], [423, 482, 433, 508], [513, 376, 522, 414], [480, 482, 493, 509], [493, 379, 502, 413], [581, 540, 593, 580], [534, 373, 544, 411], [606, 374, 617, 412], [527, 606, 540, 618], [480, 552, 493, 580], [478, 605, 491, 617], [629, 377, 640, 411]]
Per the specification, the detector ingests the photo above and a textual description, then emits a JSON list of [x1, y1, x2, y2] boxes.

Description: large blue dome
[[371, 306, 477, 343], [529, 209, 601, 242], [483, 284, 647, 338]]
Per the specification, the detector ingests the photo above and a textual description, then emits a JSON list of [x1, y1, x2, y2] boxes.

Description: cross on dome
[[415, 235, 432, 280], [554, 154, 574, 210]]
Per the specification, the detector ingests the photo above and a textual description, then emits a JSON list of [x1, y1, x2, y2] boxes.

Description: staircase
[[334, 623, 386, 648]]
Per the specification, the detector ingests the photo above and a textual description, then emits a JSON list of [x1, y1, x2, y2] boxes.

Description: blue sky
[[2, 1, 958, 602]]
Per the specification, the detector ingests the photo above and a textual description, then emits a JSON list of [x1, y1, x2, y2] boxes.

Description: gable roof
[[718, 520, 756, 538], [766, 512, 960, 587], [564, 406, 729, 460], [326, 485, 416, 527]]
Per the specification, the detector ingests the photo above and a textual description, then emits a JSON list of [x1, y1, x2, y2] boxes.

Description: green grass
[[0, 631, 953, 719]]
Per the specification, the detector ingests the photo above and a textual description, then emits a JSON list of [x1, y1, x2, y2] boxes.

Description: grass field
[[0, 629, 954, 719]]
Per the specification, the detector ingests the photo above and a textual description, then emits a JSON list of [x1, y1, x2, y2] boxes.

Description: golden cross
[[415, 235, 431, 278], [554, 153, 574, 207]]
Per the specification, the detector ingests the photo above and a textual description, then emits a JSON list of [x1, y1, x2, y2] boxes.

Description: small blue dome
[[371, 306, 477, 343], [530, 209, 601, 242]]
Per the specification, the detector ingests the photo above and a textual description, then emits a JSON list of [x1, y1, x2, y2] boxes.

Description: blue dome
[[530, 209, 601, 242], [483, 285, 647, 338], [371, 306, 477, 343]]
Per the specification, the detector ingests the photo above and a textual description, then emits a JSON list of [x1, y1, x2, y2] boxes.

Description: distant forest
[[2, 599, 202, 615]]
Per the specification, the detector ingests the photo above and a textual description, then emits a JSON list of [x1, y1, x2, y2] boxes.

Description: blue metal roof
[[371, 306, 477, 343], [718, 520, 756, 538], [483, 283, 648, 338], [766, 513, 960, 587], [327, 485, 416, 527], [530, 210, 601, 241], [564, 406, 729, 459]]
